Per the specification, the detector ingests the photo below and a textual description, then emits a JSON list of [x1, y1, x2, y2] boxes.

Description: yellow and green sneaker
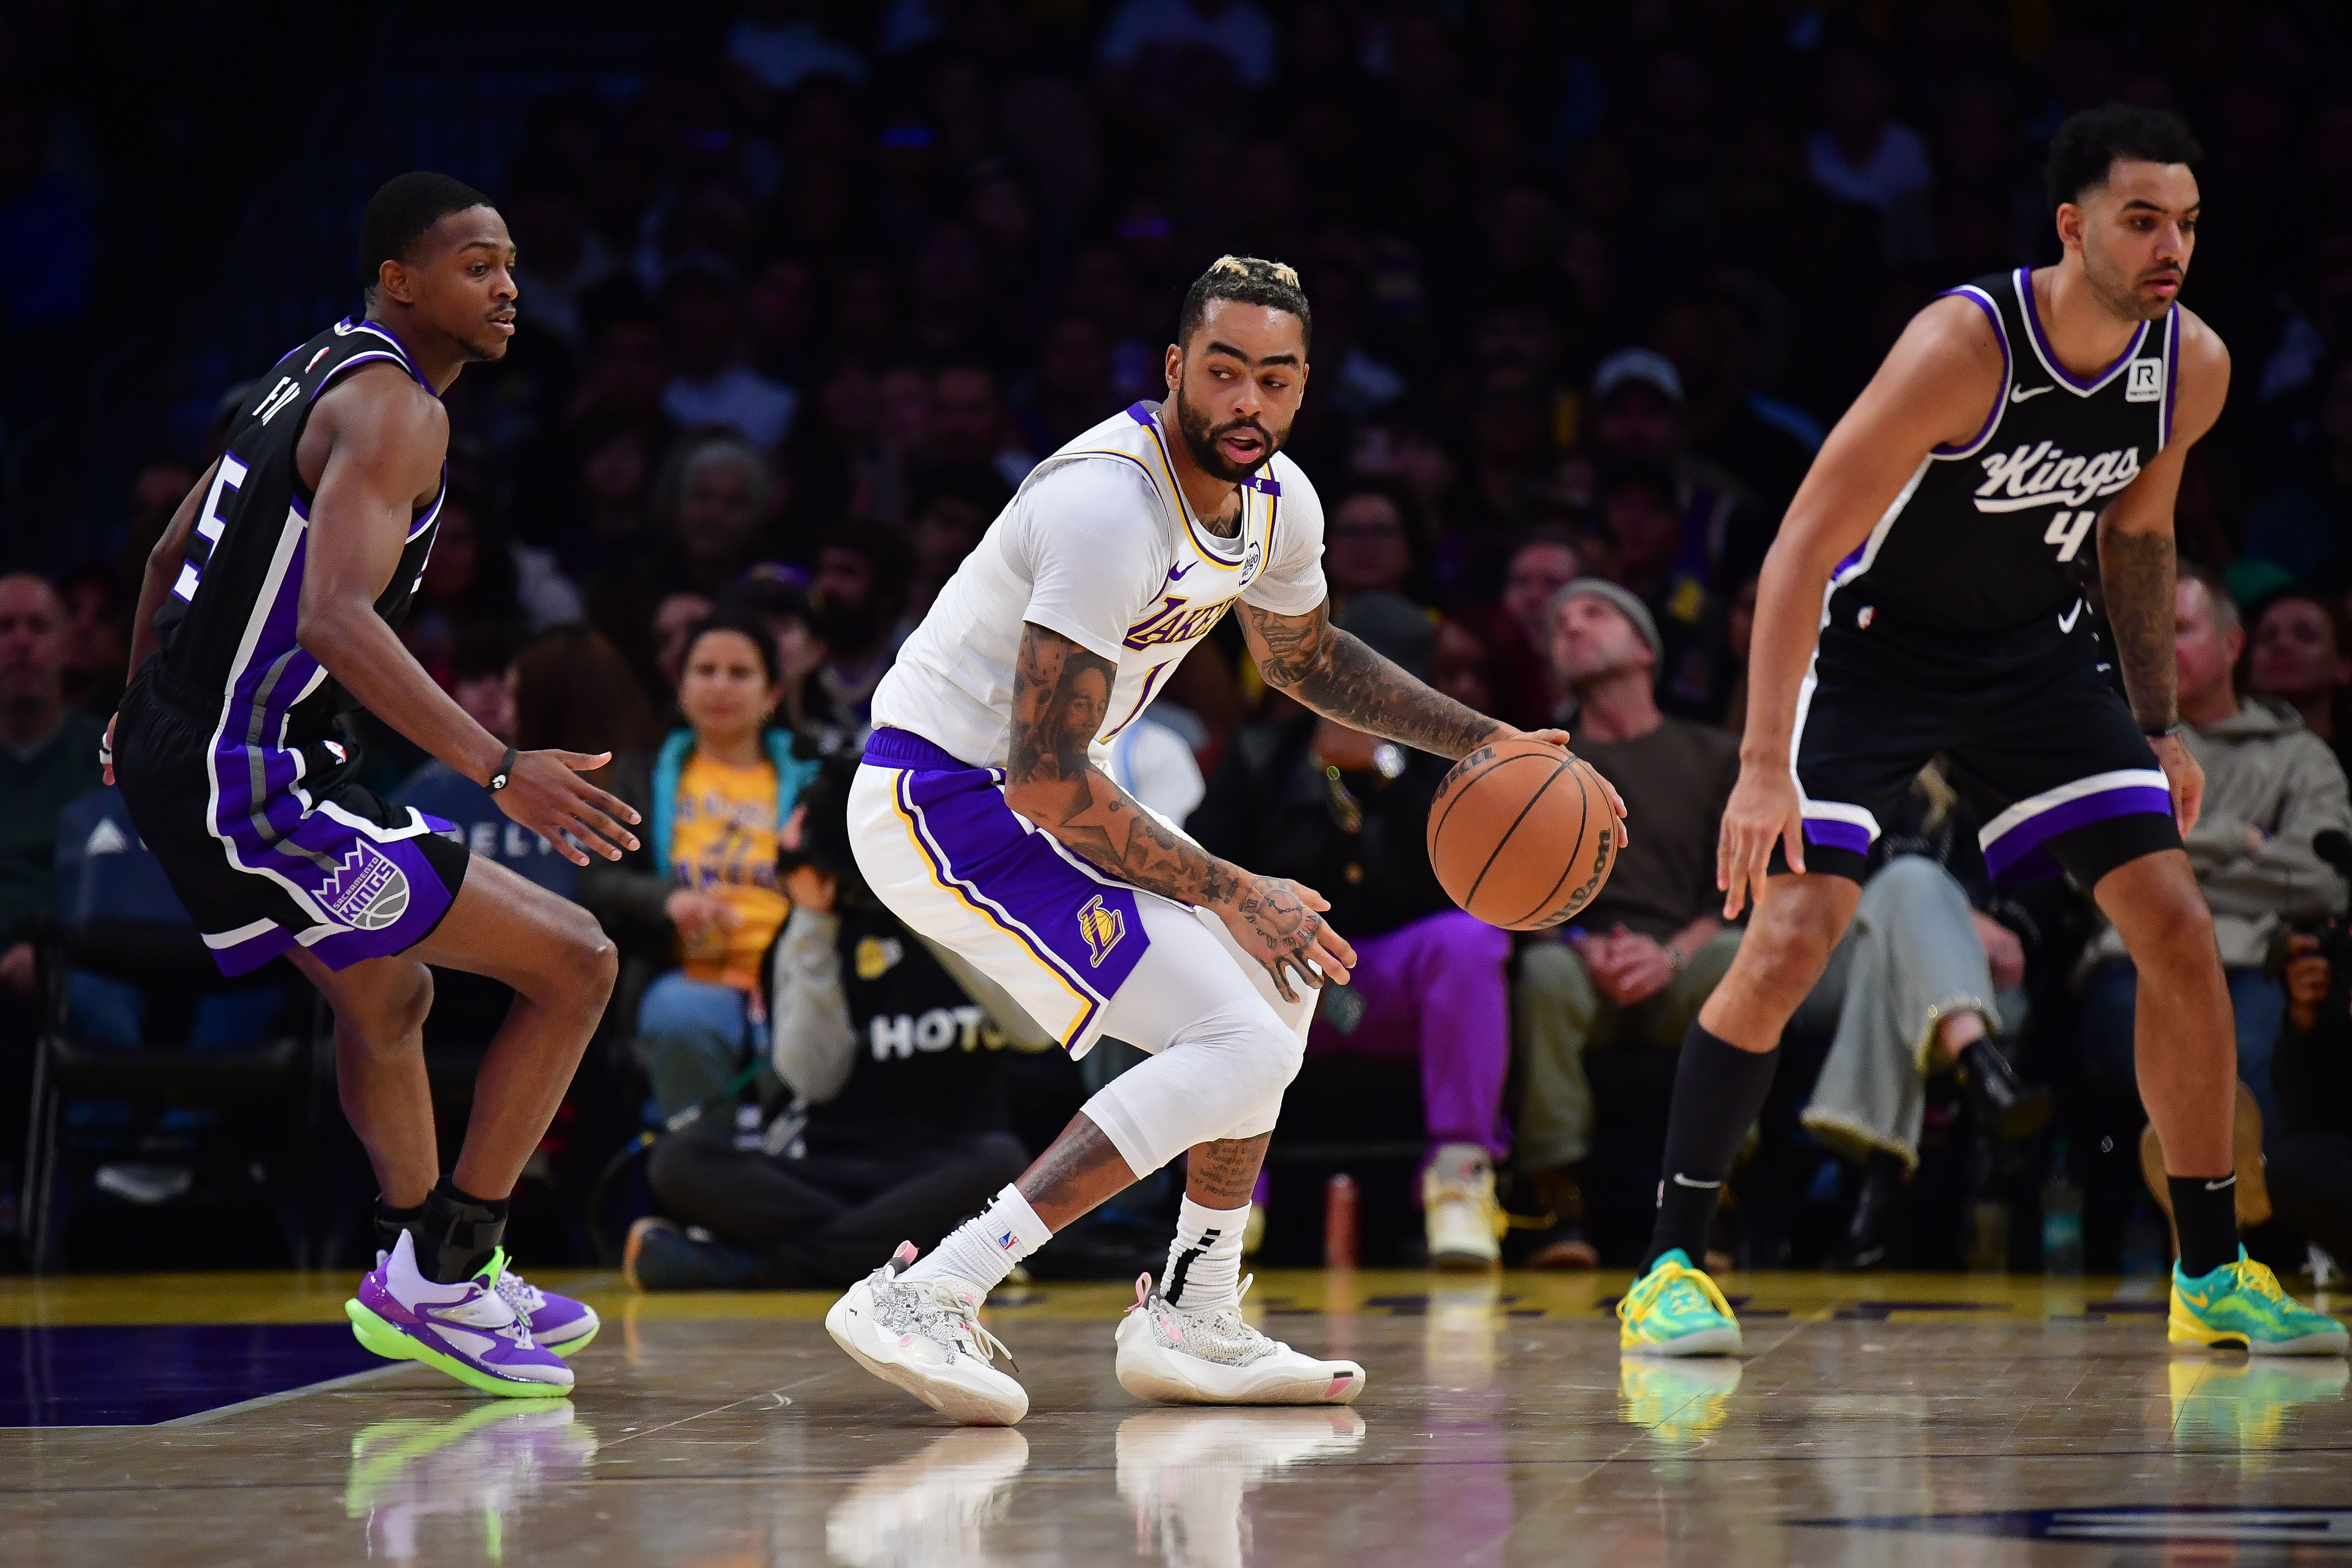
[[2170, 1248, 2349, 1356], [1617, 1249, 1743, 1357]]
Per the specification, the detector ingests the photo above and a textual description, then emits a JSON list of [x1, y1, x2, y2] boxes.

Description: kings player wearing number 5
[[1617, 106, 2346, 1360], [107, 173, 644, 1395]]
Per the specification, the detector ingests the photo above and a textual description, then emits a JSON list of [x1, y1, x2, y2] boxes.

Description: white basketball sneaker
[[1422, 1144, 1504, 1269], [826, 1242, 1028, 1427], [1115, 1273, 1365, 1406]]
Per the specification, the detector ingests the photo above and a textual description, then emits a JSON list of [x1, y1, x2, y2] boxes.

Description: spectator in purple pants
[[1189, 593, 1514, 1267]]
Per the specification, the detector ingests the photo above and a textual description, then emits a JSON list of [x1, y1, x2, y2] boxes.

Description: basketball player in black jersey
[[1615, 107, 2346, 1358], [108, 173, 641, 1394]]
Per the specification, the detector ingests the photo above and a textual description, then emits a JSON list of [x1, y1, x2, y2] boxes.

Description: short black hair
[[1175, 254, 1312, 354], [359, 170, 494, 293], [2044, 105, 2202, 214]]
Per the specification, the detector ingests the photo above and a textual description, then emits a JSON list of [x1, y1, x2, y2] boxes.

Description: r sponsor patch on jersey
[[1077, 894, 1125, 967], [2125, 358, 2164, 401]]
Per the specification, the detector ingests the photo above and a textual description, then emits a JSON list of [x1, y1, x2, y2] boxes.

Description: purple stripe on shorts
[[1982, 785, 2174, 884], [203, 817, 460, 976], [877, 732, 1150, 1048], [1802, 815, 1873, 857]]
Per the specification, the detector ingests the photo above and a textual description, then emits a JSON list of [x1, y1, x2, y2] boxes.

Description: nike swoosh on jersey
[[2009, 384, 2053, 403], [2058, 601, 2083, 632], [1167, 561, 1195, 582]]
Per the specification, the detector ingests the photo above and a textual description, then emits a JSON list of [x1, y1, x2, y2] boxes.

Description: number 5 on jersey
[[172, 455, 250, 601], [2044, 509, 2097, 563]]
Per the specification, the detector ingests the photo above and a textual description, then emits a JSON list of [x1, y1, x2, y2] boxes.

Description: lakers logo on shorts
[[316, 842, 412, 932], [1077, 894, 1125, 968]]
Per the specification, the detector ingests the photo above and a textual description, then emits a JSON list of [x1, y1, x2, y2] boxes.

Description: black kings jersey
[[1827, 267, 2179, 636], [150, 317, 446, 747]]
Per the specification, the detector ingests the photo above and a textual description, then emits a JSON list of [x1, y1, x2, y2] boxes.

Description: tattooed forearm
[[1006, 621, 1243, 907], [1239, 600, 1502, 759], [2099, 525, 2179, 730], [1005, 619, 1342, 998]]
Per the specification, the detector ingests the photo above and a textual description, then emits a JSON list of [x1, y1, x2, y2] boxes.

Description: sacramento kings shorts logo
[[316, 842, 412, 931]]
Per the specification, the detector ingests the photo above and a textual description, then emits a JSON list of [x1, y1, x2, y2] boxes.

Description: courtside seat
[[24, 789, 328, 1271]]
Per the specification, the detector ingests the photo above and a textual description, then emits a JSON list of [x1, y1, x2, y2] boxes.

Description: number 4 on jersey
[[2043, 509, 2097, 563]]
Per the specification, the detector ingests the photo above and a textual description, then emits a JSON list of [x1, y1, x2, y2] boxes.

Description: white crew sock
[[902, 1185, 1052, 1292], [1162, 1196, 1249, 1307]]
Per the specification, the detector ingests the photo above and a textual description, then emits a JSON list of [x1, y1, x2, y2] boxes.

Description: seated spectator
[[2272, 931, 2352, 1270], [1791, 766, 2052, 1268], [577, 613, 819, 1122], [658, 258, 799, 451], [395, 487, 524, 690], [1514, 580, 1738, 1267], [1586, 347, 1764, 593], [2077, 566, 2352, 1146], [625, 760, 1027, 1289], [56, 562, 130, 717], [1488, 529, 1580, 728], [918, 364, 1032, 514], [1322, 482, 1423, 614], [0, 574, 103, 1003], [1591, 462, 1726, 720], [2245, 590, 2352, 780], [510, 623, 663, 781], [649, 589, 714, 709], [593, 431, 776, 683], [808, 525, 913, 731], [1191, 595, 1515, 1266], [398, 628, 577, 897]]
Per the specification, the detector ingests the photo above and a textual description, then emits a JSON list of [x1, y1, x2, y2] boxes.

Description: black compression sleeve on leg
[[418, 1178, 513, 1285], [1643, 1023, 1780, 1273], [2168, 1173, 2240, 1278]]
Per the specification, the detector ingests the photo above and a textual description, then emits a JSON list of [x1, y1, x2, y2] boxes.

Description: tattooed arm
[[2094, 305, 2230, 835], [1235, 598, 1506, 759], [1002, 620, 1355, 1001]]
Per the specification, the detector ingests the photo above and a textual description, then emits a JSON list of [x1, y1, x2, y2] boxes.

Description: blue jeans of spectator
[[635, 972, 765, 1132], [2078, 958, 2283, 1146]]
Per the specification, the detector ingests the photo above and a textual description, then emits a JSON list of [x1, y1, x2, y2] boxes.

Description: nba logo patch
[[2125, 358, 2164, 402], [1078, 894, 1125, 967]]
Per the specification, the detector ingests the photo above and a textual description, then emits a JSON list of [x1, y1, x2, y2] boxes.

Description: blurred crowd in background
[[6, 0, 2352, 1284]]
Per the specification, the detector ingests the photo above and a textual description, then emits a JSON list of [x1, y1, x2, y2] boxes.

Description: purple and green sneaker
[[347, 1231, 574, 1397], [494, 1265, 600, 1357]]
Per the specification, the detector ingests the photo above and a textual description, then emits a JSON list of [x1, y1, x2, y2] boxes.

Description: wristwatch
[[487, 745, 518, 792]]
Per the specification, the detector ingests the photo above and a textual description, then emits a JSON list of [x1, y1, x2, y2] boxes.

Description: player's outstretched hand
[[1221, 873, 1356, 1004], [1717, 760, 1805, 920], [1491, 724, 1631, 845], [2148, 730, 2205, 837], [495, 749, 643, 867]]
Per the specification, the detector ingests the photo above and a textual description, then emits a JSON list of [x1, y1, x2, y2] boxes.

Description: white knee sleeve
[[1083, 999, 1301, 1174], [1079, 896, 1308, 1175]]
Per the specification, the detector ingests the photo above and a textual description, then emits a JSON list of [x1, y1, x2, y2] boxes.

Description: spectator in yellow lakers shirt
[[581, 610, 819, 1124]]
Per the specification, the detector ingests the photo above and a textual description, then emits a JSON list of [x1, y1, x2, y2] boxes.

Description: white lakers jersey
[[870, 401, 1328, 771]]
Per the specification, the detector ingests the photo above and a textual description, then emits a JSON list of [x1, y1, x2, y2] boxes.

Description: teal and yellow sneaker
[[2170, 1248, 2349, 1356], [1617, 1249, 1743, 1357]]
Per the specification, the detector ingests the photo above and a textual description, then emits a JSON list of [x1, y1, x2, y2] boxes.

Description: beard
[[1173, 382, 1288, 482], [2083, 237, 2181, 323]]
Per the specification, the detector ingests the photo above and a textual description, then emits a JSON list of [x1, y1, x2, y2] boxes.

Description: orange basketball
[[1425, 738, 1617, 931]]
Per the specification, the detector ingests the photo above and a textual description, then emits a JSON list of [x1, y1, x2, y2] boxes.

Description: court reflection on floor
[[344, 1400, 597, 1563]]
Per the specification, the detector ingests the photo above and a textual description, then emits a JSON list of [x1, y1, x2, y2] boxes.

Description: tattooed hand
[[1224, 873, 1356, 1002]]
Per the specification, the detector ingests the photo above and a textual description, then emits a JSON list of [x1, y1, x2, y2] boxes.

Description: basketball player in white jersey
[[825, 257, 1612, 1425]]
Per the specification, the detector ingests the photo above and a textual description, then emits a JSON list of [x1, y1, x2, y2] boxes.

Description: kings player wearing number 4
[[1616, 105, 2346, 1359], [108, 173, 640, 1395]]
